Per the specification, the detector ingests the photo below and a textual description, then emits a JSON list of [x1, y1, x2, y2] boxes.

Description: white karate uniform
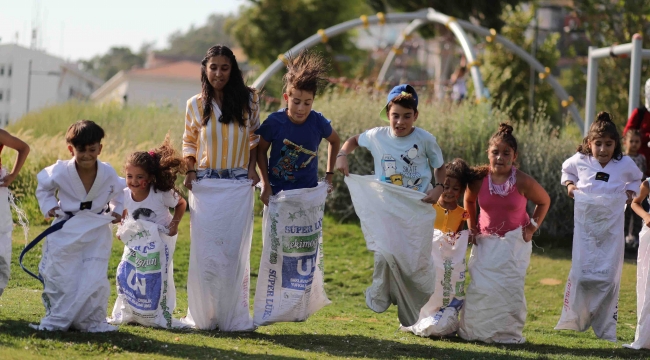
[[561, 152, 642, 194], [33, 159, 124, 332], [557, 153, 643, 341]]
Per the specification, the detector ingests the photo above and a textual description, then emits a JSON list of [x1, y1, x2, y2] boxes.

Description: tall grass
[[6, 94, 581, 238]]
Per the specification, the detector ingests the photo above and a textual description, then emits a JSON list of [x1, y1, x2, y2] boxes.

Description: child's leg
[[365, 252, 392, 313], [625, 205, 634, 239]]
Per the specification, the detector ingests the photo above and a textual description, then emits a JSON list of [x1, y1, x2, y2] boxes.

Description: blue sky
[[0, 0, 242, 61]]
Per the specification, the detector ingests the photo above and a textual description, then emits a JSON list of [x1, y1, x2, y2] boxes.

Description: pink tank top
[[477, 173, 530, 236]]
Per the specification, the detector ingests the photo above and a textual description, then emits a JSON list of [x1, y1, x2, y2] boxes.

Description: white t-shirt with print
[[124, 186, 180, 227], [358, 126, 444, 192]]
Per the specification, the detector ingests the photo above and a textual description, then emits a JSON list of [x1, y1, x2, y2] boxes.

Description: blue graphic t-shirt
[[256, 109, 333, 194], [358, 127, 444, 192]]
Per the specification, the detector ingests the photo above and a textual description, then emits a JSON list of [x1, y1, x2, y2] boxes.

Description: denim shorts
[[197, 167, 248, 180]]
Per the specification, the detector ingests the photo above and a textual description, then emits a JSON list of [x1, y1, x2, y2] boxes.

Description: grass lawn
[[0, 215, 648, 359]]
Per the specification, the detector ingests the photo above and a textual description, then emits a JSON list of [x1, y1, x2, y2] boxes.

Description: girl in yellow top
[[433, 158, 471, 234]]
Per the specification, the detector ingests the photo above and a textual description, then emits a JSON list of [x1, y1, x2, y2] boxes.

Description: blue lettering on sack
[[281, 252, 318, 291], [262, 269, 277, 319], [116, 261, 162, 311]]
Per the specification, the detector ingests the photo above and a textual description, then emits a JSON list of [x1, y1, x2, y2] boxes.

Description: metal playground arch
[[252, 8, 583, 132]]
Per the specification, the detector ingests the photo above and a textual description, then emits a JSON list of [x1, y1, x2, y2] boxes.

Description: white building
[[0, 44, 103, 126], [90, 60, 201, 112]]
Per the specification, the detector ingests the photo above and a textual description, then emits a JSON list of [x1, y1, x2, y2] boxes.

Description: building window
[[0, 66, 4, 76], [7, 65, 11, 77], [0, 91, 3, 101]]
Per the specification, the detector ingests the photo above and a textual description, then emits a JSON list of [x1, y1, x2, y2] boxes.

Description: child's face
[[283, 88, 314, 124], [68, 142, 102, 170], [589, 135, 616, 165], [626, 134, 641, 153], [440, 177, 462, 204], [125, 163, 151, 197], [206, 55, 231, 92], [389, 103, 418, 137], [488, 140, 516, 174]]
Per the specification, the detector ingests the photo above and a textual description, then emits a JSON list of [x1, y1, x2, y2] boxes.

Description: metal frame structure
[[585, 34, 650, 135], [252, 8, 583, 131]]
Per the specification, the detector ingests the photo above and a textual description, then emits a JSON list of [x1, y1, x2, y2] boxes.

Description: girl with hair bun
[[556, 111, 643, 341], [458, 123, 550, 344]]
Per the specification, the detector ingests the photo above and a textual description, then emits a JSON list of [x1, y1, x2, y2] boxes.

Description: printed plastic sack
[[0, 178, 13, 296], [345, 174, 436, 327], [624, 225, 650, 349], [109, 218, 179, 328], [183, 179, 254, 331], [555, 191, 626, 342], [458, 228, 531, 344], [253, 182, 330, 326], [403, 230, 468, 336]]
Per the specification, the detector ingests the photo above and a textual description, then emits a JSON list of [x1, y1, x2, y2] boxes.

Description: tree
[[80, 46, 147, 81], [479, 5, 561, 123], [561, 0, 650, 126], [227, 0, 371, 73], [161, 14, 236, 59]]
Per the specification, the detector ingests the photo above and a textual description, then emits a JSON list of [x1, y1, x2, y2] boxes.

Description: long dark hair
[[201, 45, 255, 127], [577, 111, 623, 160], [126, 134, 186, 194]]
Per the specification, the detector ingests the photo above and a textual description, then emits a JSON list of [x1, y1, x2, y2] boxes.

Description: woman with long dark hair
[[181, 45, 260, 331]]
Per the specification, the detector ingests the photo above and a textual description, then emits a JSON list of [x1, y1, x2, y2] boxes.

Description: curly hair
[[577, 111, 623, 161], [125, 134, 186, 193], [625, 128, 641, 140], [201, 45, 255, 127], [445, 158, 474, 189], [473, 123, 518, 179], [282, 50, 329, 96]]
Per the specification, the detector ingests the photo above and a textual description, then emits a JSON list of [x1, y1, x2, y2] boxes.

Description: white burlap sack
[[555, 191, 626, 342], [624, 225, 650, 349], [35, 211, 116, 332], [183, 179, 254, 331], [458, 228, 531, 344], [403, 230, 468, 337], [253, 182, 330, 326], [0, 180, 13, 296], [345, 174, 436, 327], [109, 218, 179, 328]]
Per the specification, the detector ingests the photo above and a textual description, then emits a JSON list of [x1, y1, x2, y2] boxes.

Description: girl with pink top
[[458, 123, 550, 344]]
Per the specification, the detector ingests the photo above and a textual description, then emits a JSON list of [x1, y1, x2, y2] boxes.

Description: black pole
[[26, 60, 32, 114]]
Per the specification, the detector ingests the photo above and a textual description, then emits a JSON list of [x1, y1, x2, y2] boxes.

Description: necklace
[[488, 166, 517, 197]]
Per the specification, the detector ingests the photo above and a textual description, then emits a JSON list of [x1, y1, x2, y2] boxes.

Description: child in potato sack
[[109, 135, 187, 329], [433, 158, 471, 234], [556, 111, 642, 341], [624, 129, 647, 249]]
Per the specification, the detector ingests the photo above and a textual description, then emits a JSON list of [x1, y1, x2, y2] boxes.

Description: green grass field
[[0, 215, 648, 360]]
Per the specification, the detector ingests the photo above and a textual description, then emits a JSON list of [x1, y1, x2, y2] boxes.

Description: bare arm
[[422, 166, 446, 204], [0, 130, 30, 187], [517, 170, 551, 242], [632, 181, 650, 226], [167, 196, 187, 236], [464, 179, 482, 236], [334, 134, 361, 176], [248, 147, 260, 187], [257, 138, 272, 206], [324, 129, 341, 186]]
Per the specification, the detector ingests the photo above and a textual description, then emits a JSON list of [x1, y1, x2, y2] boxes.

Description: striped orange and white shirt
[[182, 93, 260, 170]]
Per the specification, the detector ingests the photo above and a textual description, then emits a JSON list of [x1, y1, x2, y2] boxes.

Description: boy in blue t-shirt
[[335, 84, 446, 203], [256, 51, 341, 204]]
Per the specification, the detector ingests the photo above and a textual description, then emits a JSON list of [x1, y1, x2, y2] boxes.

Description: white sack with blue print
[[253, 182, 330, 326], [109, 218, 179, 328]]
